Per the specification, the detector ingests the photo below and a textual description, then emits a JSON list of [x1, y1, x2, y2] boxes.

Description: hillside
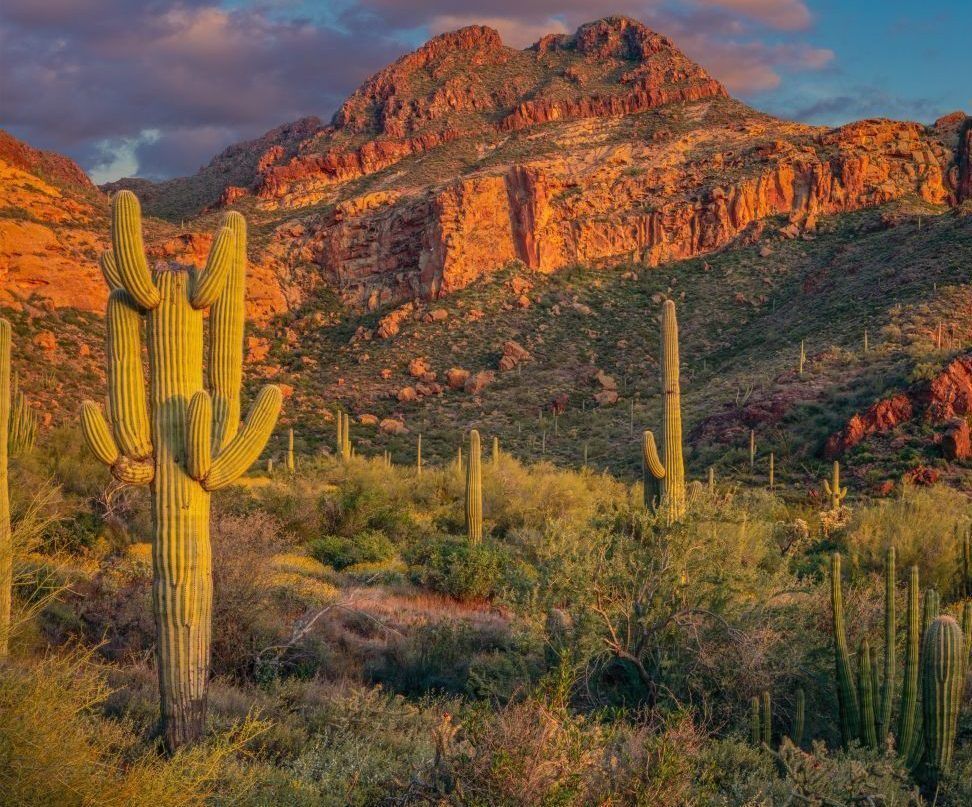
[[1, 15, 971, 484]]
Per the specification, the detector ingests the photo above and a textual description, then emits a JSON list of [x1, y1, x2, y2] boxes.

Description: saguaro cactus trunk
[[643, 300, 685, 524], [81, 192, 281, 752], [0, 319, 10, 657], [465, 429, 482, 544]]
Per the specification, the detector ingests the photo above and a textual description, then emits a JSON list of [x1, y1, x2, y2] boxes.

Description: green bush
[[406, 536, 503, 600], [310, 529, 395, 571]]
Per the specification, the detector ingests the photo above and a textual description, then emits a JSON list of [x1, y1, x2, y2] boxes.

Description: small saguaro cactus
[[80, 192, 281, 751], [750, 696, 761, 747], [792, 688, 805, 748], [492, 436, 500, 467], [286, 428, 295, 473], [335, 410, 343, 456], [768, 452, 775, 490], [416, 433, 422, 476], [465, 429, 482, 544], [0, 319, 10, 657], [749, 429, 756, 470], [707, 466, 715, 492], [921, 615, 964, 781], [799, 340, 806, 376], [643, 300, 685, 524], [823, 461, 847, 510], [342, 412, 351, 461], [830, 553, 860, 746]]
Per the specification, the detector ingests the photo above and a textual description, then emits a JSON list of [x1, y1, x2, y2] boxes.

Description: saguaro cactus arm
[[107, 290, 153, 460], [111, 190, 161, 310], [190, 227, 233, 309], [642, 429, 665, 513], [203, 386, 282, 490]]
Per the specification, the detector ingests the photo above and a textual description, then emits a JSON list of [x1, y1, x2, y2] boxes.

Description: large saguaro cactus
[[643, 300, 685, 524], [465, 429, 482, 544], [80, 191, 281, 751], [0, 319, 10, 657]]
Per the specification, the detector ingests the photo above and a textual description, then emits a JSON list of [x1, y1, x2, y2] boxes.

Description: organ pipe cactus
[[750, 696, 761, 747], [830, 553, 860, 746], [761, 690, 772, 747], [921, 615, 964, 781], [898, 565, 921, 761], [823, 461, 848, 510], [879, 547, 895, 744], [643, 300, 685, 524], [465, 429, 482, 544], [858, 637, 877, 748], [0, 320, 10, 657], [80, 191, 281, 751], [9, 375, 37, 457]]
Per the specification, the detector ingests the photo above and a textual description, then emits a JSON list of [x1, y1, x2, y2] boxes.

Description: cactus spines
[[792, 688, 805, 748], [641, 430, 665, 513], [921, 615, 964, 780], [879, 547, 895, 744], [761, 690, 772, 747], [492, 435, 500, 467], [898, 565, 921, 762], [286, 428, 295, 473], [81, 192, 281, 751], [416, 433, 422, 477], [858, 637, 878, 748], [830, 553, 860, 746], [0, 319, 10, 657], [750, 696, 761, 747], [465, 429, 482, 544], [823, 461, 848, 510]]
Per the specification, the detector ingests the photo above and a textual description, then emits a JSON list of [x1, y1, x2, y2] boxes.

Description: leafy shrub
[[309, 529, 395, 571], [406, 537, 503, 601]]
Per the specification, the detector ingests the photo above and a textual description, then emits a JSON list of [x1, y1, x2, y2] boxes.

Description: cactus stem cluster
[[80, 191, 281, 751]]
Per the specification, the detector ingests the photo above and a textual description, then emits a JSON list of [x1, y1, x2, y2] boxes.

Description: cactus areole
[[80, 192, 282, 752]]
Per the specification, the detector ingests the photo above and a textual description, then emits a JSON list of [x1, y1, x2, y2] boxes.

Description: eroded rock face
[[826, 355, 972, 458]]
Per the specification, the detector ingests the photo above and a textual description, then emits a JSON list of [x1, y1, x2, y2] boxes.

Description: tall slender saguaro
[[80, 192, 281, 751], [465, 429, 482, 544], [643, 300, 685, 524], [0, 320, 10, 657]]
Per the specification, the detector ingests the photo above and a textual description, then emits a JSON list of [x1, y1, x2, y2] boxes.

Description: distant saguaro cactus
[[465, 429, 482, 544], [643, 300, 685, 523], [416, 433, 422, 476], [823, 461, 847, 510], [492, 435, 500, 467], [80, 192, 281, 751], [921, 615, 964, 780], [799, 340, 805, 376], [749, 429, 755, 470], [286, 428, 295, 473], [0, 320, 10, 657]]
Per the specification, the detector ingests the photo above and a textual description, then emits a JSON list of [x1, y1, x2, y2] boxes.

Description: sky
[[1, 1, 969, 184]]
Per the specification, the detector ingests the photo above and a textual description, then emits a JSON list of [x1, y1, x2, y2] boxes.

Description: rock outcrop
[[826, 354, 972, 458]]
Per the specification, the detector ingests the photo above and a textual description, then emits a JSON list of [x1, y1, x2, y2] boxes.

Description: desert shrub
[[0, 651, 263, 806], [845, 484, 972, 598], [406, 537, 504, 601], [310, 529, 394, 571]]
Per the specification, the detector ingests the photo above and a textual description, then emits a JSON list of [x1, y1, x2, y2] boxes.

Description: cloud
[[0, 0, 405, 179], [784, 88, 945, 126], [696, 0, 812, 31]]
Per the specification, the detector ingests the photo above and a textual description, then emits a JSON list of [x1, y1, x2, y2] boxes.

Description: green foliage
[[406, 536, 503, 601], [310, 530, 394, 571]]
